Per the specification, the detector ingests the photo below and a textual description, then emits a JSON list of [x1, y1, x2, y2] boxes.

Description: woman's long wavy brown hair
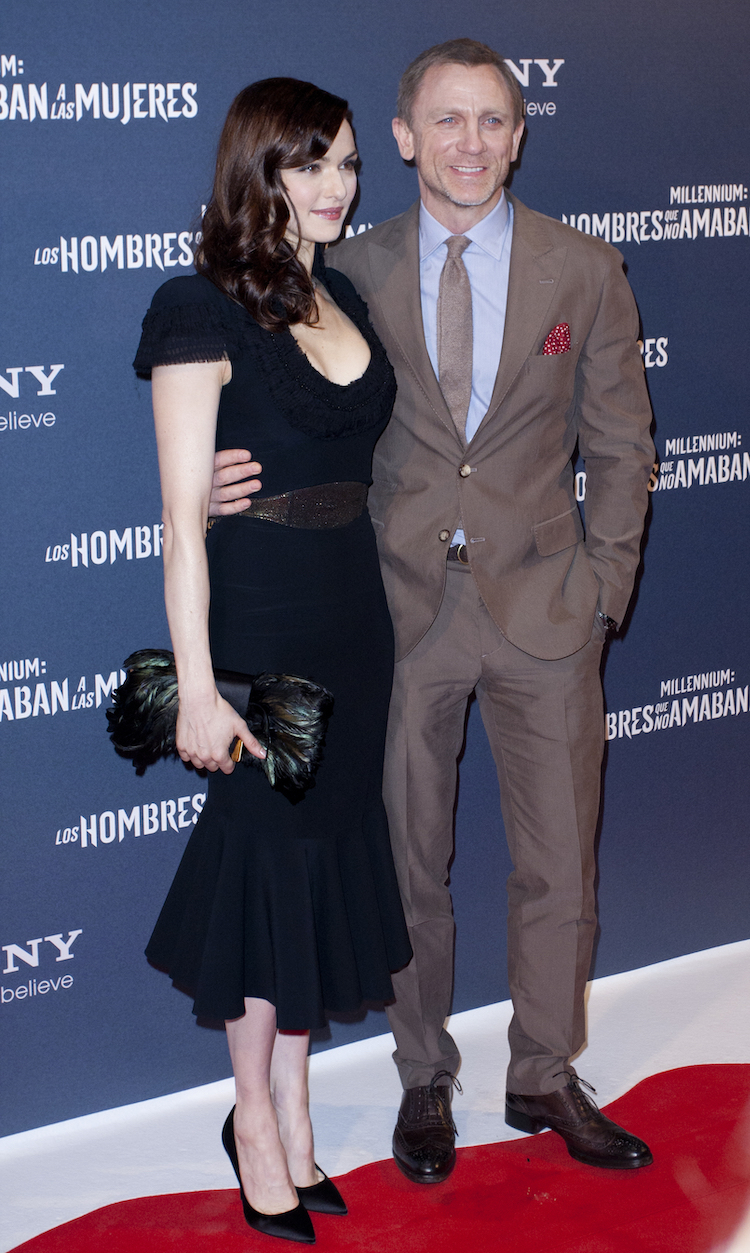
[[195, 78, 351, 331]]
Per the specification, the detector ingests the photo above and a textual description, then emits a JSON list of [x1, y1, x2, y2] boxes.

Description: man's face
[[392, 62, 524, 227]]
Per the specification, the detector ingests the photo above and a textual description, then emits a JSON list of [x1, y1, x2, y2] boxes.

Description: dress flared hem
[[144, 792, 411, 1030]]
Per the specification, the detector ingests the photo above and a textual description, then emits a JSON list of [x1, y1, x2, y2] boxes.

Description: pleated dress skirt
[[145, 510, 411, 1028]]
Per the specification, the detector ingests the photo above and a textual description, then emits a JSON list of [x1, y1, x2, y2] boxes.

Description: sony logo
[[2, 930, 82, 974], [0, 365, 63, 398], [504, 58, 565, 88]]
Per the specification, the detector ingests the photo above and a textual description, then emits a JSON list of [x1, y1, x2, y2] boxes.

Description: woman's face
[[281, 120, 358, 249]]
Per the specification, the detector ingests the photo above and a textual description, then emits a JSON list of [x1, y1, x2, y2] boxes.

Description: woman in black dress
[[134, 79, 410, 1243]]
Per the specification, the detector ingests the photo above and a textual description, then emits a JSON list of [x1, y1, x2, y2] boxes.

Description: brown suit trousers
[[383, 565, 606, 1094]]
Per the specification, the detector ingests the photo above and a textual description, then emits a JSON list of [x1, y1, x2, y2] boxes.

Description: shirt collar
[[419, 192, 510, 262]]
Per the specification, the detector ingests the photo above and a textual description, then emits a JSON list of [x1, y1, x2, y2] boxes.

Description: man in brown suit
[[212, 40, 655, 1181]]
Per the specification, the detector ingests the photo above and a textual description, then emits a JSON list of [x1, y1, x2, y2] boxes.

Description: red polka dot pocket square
[[542, 323, 571, 354]]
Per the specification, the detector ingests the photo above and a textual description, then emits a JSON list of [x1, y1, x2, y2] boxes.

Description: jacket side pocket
[[533, 506, 584, 557]]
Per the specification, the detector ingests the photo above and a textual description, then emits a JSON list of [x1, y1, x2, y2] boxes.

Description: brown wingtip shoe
[[392, 1072, 460, 1184], [505, 1076, 653, 1169]]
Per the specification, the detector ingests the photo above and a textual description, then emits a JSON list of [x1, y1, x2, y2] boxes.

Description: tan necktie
[[436, 235, 473, 442]]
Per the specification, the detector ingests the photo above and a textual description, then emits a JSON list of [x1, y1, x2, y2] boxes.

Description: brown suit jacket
[[327, 194, 655, 662]]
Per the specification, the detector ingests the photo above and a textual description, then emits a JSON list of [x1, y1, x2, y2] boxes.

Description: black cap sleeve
[[133, 275, 240, 379]]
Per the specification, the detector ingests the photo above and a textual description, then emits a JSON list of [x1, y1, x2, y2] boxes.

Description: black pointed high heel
[[222, 1107, 316, 1244], [296, 1167, 347, 1215]]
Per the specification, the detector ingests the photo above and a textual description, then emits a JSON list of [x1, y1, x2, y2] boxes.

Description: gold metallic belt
[[233, 481, 368, 529]]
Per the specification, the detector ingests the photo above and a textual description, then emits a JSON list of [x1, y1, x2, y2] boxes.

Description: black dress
[[133, 257, 411, 1028]]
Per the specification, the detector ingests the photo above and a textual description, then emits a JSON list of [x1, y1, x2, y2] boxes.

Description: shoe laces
[[554, 1072, 599, 1116], [429, 1071, 462, 1137]]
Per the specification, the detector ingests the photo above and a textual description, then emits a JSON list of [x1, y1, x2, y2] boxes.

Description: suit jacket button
[[458, 463, 472, 478], [438, 529, 450, 542]]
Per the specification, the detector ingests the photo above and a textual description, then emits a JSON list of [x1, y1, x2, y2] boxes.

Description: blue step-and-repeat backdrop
[[1, 0, 748, 1135]]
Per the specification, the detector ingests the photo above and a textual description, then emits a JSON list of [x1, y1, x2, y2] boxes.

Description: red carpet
[[13, 1066, 750, 1253]]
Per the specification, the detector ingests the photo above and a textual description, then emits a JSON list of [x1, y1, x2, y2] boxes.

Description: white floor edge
[[2, 939, 750, 1251]]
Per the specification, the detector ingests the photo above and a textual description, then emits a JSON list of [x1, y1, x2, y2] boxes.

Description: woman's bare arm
[[152, 361, 265, 772]]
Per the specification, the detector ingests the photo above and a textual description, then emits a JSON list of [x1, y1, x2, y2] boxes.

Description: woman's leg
[[226, 997, 303, 1214], [270, 1030, 318, 1188]]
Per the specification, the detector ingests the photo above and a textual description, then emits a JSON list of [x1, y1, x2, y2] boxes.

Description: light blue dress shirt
[[419, 194, 514, 545]]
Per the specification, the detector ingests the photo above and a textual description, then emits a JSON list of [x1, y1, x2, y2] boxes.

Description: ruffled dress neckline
[[255, 246, 395, 440]]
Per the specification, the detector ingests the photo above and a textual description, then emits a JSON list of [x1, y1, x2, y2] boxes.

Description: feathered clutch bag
[[106, 649, 333, 799]]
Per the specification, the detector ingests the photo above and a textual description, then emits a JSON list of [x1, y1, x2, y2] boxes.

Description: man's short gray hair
[[396, 38, 525, 130]]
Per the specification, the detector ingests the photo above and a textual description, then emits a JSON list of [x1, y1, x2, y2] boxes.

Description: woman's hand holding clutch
[[176, 687, 266, 774], [107, 651, 332, 796]]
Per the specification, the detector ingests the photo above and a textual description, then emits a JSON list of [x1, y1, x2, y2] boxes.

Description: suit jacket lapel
[[470, 194, 568, 446], [365, 202, 457, 440]]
